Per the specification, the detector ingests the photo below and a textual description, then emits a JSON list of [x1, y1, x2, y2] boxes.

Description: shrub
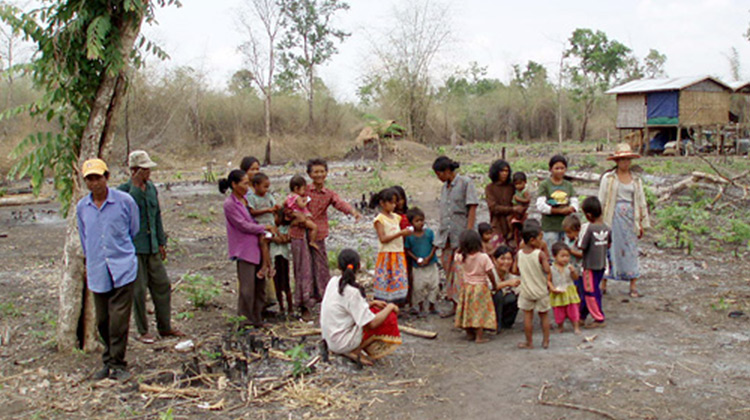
[[182, 273, 221, 308]]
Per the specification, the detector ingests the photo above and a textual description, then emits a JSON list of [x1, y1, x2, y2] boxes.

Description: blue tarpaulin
[[647, 91, 679, 124]]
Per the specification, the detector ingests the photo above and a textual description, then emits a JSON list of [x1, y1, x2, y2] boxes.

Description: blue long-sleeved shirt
[[77, 188, 140, 293]]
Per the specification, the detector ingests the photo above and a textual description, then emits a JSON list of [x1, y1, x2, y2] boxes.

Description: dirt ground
[[1, 141, 750, 419]]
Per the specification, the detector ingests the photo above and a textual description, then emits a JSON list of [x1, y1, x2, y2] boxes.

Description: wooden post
[[675, 125, 681, 156], [644, 126, 650, 155]]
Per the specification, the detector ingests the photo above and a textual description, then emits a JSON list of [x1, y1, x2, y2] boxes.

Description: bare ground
[[1, 142, 750, 419]]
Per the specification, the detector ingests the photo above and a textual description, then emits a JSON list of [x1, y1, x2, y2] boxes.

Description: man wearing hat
[[76, 158, 140, 381], [118, 150, 184, 344]]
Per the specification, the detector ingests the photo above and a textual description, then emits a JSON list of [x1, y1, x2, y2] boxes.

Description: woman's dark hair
[[306, 158, 328, 174], [218, 169, 246, 194], [458, 229, 483, 258], [493, 245, 514, 259], [240, 156, 260, 172], [406, 207, 425, 223], [582, 196, 602, 218], [369, 187, 399, 209], [551, 241, 570, 257], [432, 156, 460, 172], [275, 206, 291, 226], [477, 222, 493, 236], [392, 185, 408, 213], [548, 154, 568, 170], [488, 159, 512, 184], [251, 172, 269, 186], [338, 248, 365, 298], [512, 171, 527, 183], [289, 174, 307, 191]]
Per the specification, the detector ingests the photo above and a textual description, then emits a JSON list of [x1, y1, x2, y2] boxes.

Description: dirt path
[[2, 146, 750, 419]]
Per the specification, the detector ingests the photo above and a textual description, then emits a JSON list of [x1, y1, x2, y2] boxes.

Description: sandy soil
[[1, 143, 750, 419]]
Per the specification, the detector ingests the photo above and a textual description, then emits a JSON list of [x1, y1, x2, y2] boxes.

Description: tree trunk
[[307, 67, 314, 130], [578, 99, 593, 142], [263, 94, 272, 165], [57, 11, 145, 353]]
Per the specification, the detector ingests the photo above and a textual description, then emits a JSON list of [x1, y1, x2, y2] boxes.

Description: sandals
[[138, 333, 156, 344], [629, 290, 643, 298]]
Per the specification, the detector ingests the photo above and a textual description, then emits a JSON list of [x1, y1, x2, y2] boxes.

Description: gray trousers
[[237, 260, 265, 326], [133, 253, 172, 335]]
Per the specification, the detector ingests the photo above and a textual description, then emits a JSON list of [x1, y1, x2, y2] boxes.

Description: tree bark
[[57, 10, 145, 353], [578, 99, 593, 142], [307, 67, 314, 130]]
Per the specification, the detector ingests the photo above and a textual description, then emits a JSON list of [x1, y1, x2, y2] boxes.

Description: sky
[[142, 0, 750, 101]]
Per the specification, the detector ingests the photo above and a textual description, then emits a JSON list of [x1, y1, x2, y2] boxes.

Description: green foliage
[[186, 212, 211, 224], [0, 302, 22, 318], [721, 219, 750, 257], [643, 185, 657, 210], [200, 350, 222, 360], [224, 314, 248, 330], [158, 408, 174, 420], [463, 162, 489, 177], [654, 200, 711, 253], [0, 187, 6, 198], [277, 0, 350, 108], [711, 298, 730, 311], [328, 246, 341, 270], [0, 0, 179, 216], [182, 273, 221, 308], [175, 311, 194, 320], [285, 343, 312, 377], [511, 157, 547, 174]]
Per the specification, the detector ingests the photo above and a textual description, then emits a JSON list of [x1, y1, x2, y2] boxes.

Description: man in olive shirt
[[118, 150, 184, 343]]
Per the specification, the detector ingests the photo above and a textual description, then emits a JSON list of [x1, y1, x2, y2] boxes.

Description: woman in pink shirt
[[220, 169, 270, 328]]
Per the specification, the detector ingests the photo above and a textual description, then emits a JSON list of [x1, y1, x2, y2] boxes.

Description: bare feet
[[517, 342, 533, 349], [345, 351, 373, 366], [557, 324, 564, 334], [542, 339, 550, 349], [475, 337, 489, 344], [574, 327, 582, 335], [584, 321, 606, 329], [465, 330, 476, 341]]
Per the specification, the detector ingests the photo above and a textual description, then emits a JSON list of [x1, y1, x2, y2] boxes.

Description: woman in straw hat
[[598, 143, 651, 298]]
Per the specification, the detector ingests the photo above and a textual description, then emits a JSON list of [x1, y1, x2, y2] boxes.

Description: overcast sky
[[142, 0, 750, 101]]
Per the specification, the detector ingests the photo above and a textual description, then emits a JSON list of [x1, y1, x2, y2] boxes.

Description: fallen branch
[[537, 383, 619, 420], [289, 328, 322, 337], [139, 383, 216, 399], [400, 325, 438, 339]]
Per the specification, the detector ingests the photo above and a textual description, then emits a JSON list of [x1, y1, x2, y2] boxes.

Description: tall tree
[[726, 46, 742, 82], [643, 48, 667, 78], [565, 28, 630, 142], [237, 0, 282, 164], [277, 0, 349, 129], [367, 0, 451, 142], [0, 0, 178, 352]]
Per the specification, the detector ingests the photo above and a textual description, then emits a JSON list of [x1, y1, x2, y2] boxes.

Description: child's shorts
[[518, 294, 551, 313]]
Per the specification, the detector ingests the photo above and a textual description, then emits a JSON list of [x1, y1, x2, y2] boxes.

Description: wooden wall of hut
[[679, 90, 730, 126], [615, 94, 646, 128]]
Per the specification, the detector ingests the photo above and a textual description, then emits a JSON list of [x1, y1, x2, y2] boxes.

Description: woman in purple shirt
[[220, 169, 270, 328]]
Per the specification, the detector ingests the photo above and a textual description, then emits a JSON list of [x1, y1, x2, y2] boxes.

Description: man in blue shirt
[[76, 158, 140, 381]]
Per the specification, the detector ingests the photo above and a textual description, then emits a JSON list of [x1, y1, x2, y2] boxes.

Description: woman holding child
[[485, 159, 520, 246], [598, 144, 650, 298], [220, 169, 270, 328]]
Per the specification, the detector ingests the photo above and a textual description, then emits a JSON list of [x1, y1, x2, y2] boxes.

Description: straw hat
[[607, 143, 641, 160], [128, 150, 157, 169]]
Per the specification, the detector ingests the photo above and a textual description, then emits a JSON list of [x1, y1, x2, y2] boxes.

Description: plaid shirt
[[289, 185, 354, 240]]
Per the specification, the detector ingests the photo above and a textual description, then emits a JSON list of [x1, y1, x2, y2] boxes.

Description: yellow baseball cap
[[82, 159, 109, 177]]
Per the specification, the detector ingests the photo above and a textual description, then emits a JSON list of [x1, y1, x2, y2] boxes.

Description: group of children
[[236, 151, 614, 352]]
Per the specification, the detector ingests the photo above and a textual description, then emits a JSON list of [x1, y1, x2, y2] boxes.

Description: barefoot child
[[509, 172, 530, 246], [563, 214, 584, 303], [492, 246, 521, 331], [270, 208, 293, 316], [454, 230, 498, 343], [478, 222, 502, 255], [549, 242, 581, 334], [320, 249, 402, 366], [516, 222, 553, 349], [404, 208, 439, 315], [286, 175, 319, 250], [577, 197, 611, 329], [372, 188, 413, 305], [247, 173, 278, 281]]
